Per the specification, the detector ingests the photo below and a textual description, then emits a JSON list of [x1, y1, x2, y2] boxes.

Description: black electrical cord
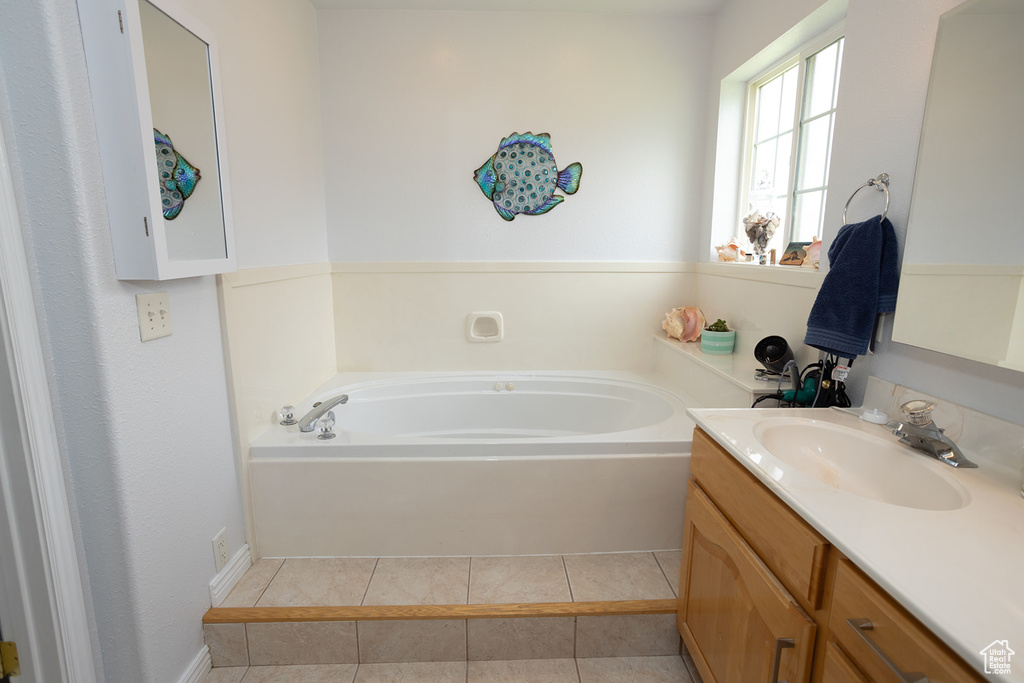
[[751, 393, 785, 408]]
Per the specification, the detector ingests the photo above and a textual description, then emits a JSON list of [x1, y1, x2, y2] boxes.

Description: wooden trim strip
[[203, 599, 678, 624]]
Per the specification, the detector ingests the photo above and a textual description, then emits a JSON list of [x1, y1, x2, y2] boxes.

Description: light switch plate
[[136, 292, 172, 342]]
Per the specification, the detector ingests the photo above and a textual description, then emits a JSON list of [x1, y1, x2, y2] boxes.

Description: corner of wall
[[217, 262, 337, 553]]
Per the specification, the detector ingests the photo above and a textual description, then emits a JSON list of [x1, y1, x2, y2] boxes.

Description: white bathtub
[[249, 371, 695, 557]]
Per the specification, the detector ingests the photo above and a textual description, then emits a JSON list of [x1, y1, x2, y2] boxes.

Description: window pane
[[832, 38, 844, 108], [774, 131, 792, 194], [779, 67, 799, 135], [792, 190, 824, 242], [756, 74, 783, 142], [804, 40, 840, 119], [796, 115, 831, 190], [752, 138, 777, 196]]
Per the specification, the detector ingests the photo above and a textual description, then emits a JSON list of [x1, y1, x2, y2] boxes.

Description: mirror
[[138, 0, 227, 263], [892, 0, 1024, 371]]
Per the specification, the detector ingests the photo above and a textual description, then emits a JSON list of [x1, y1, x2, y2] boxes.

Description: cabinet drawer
[[830, 558, 984, 682], [691, 428, 830, 611]]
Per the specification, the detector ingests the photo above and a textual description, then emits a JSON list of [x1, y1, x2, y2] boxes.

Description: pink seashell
[[715, 238, 746, 262], [803, 237, 822, 268], [662, 306, 706, 342]]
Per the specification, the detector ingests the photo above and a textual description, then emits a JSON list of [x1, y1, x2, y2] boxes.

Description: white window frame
[[738, 24, 846, 251]]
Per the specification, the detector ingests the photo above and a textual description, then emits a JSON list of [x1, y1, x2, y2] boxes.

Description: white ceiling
[[308, 0, 724, 14]]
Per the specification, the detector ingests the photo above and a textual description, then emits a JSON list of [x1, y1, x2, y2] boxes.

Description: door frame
[[0, 104, 97, 682]]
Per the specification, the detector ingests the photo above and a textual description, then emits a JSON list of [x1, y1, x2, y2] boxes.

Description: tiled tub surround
[[249, 371, 695, 557], [204, 552, 686, 669]]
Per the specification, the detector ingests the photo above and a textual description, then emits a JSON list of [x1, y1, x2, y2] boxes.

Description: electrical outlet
[[136, 292, 172, 342], [212, 528, 229, 572]]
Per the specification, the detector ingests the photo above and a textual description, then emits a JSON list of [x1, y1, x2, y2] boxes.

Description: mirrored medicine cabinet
[[893, 0, 1024, 371], [78, 0, 235, 280]]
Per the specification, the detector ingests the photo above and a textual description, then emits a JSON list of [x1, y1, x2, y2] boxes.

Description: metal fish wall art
[[154, 128, 201, 220], [474, 132, 582, 221]]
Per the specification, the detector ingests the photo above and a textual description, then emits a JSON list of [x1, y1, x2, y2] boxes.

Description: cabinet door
[[821, 641, 870, 683], [678, 481, 816, 683]]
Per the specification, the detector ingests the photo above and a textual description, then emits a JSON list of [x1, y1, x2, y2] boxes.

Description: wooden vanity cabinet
[[679, 428, 985, 683]]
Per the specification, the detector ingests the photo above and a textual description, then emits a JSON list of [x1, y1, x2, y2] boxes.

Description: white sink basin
[[752, 418, 970, 511]]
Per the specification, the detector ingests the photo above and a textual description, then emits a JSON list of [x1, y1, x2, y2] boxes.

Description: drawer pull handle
[[847, 618, 930, 683], [770, 637, 795, 683]]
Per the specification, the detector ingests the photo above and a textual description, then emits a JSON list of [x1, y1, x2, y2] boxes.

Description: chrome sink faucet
[[885, 400, 977, 468], [298, 394, 349, 432]]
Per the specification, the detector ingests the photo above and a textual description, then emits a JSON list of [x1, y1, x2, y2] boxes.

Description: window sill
[[697, 261, 824, 289]]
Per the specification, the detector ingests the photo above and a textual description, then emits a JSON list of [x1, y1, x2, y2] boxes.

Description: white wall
[[0, 0, 325, 681], [703, 0, 1024, 425], [318, 9, 712, 262]]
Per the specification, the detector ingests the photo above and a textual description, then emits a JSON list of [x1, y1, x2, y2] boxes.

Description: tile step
[[206, 656, 703, 683], [204, 600, 683, 668]]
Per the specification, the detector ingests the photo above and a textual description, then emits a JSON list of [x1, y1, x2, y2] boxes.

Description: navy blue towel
[[804, 214, 899, 358]]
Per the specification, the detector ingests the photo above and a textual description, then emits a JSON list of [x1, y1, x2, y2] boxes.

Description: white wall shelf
[[653, 333, 779, 408]]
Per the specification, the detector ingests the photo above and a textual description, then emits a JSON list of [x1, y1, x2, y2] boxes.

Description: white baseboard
[[178, 645, 211, 683], [209, 544, 251, 607]]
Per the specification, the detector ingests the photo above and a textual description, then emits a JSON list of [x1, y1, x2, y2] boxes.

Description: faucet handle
[[317, 411, 337, 440], [900, 400, 935, 426]]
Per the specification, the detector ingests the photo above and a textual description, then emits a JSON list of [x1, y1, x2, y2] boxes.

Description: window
[[742, 31, 844, 256]]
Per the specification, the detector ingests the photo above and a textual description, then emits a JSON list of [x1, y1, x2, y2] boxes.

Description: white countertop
[[688, 406, 1024, 681]]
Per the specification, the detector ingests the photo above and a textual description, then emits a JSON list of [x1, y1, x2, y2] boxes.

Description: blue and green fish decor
[[474, 132, 582, 221], [154, 128, 201, 220]]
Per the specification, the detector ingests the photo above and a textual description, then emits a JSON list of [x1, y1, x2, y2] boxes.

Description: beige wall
[[218, 264, 337, 548], [331, 263, 697, 372], [695, 264, 822, 368]]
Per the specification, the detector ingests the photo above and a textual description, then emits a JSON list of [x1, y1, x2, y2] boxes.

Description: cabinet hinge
[[143, 216, 149, 236], [118, 10, 124, 33], [0, 641, 20, 677]]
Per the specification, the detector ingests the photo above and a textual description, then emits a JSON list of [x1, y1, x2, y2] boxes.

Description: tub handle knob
[[279, 405, 297, 426], [317, 411, 337, 440]]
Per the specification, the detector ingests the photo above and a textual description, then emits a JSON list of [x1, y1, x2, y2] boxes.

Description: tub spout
[[297, 394, 349, 432]]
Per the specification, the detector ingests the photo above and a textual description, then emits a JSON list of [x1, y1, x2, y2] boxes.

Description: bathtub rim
[[249, 369, 699, 457]]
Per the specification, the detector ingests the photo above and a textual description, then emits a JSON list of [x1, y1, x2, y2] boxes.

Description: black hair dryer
[[754, 336, 794, 376]]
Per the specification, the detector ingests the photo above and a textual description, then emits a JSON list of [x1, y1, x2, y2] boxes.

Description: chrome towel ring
[[842, 173, 890, 225]]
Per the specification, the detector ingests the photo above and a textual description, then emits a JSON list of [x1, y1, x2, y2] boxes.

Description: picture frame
[[779, 241, 812, 266]]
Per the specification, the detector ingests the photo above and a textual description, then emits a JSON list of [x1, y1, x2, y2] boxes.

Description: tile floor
[[206, 552, 695, 678], [205, 655, 703, 682], [221, 551, 684, 609]]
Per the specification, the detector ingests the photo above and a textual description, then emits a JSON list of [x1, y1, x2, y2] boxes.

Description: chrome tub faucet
[[298, 394, 349, 432], [885, 400, 977, 468]]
